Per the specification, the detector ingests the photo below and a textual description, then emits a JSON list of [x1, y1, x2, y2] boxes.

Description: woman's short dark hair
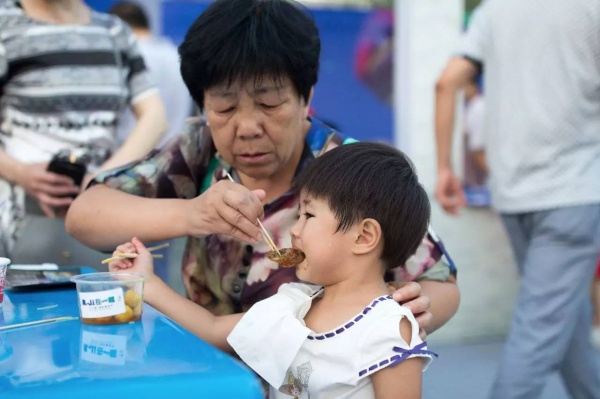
[[179, 0, 320, 109], [109, 1, 150, 30], [295, 142, 431, 269]]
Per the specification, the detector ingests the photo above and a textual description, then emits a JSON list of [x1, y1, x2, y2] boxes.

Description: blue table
[[0, 286, 263, 398]]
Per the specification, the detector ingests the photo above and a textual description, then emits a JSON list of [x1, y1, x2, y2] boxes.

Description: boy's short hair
[[179, 0, 320, 110], [295, 142, 431, 269]]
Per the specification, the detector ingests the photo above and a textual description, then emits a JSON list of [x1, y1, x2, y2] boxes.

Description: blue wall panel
[[86, 0, 393, 142]]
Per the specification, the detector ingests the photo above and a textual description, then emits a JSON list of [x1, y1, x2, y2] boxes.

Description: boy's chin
[[294, 261, 310, 282]]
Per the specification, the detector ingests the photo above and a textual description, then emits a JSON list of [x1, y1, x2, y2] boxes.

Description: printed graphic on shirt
[[279, 361, 313, 399]]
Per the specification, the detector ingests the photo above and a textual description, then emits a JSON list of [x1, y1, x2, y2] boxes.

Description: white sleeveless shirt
[[227, 283, 435, 399]]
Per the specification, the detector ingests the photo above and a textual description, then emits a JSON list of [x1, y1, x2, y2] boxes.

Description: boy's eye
[[303, 212, 314, 219], [260, 103, 279, 109]]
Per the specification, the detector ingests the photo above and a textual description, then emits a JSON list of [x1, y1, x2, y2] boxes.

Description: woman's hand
[[185, 180, 266, 243], [388, 281, 432, 340], [109, 237, 155, 276]]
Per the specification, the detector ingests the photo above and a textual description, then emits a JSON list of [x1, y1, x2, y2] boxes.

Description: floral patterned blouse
[[94, 117, 456, 315]]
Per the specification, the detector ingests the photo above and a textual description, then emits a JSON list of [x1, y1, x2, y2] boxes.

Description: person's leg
[[491, 204, 600, 399], [591, 261, 600, 350], [559, 298, 600, 398], [593, 262, 600, 327], [498, 213, 530, 275]]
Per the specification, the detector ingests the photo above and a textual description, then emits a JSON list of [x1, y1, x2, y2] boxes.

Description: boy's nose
[[290, 219, 302, 240]]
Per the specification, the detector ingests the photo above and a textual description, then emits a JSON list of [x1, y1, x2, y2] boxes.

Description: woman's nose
[[235, 112, 264, 140]]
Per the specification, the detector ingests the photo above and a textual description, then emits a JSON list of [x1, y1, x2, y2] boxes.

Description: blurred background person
[[434, 0, 600, 398], [109, 1, 193, 148], [461, 75, 489, 207], [593, 258, 600, 349], [0, 0, 167, 261], [354, 5, 393, 106]]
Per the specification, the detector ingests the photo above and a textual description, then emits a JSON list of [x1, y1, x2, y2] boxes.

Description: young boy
[[110, 142, 435, 398]]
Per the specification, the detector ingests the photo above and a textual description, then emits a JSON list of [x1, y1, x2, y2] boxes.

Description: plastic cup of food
[[0, 257, 10, 309], [70, 272, 147, 325]]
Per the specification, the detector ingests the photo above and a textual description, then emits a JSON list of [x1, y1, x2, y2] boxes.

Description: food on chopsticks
[[266, 248, 306, 268]]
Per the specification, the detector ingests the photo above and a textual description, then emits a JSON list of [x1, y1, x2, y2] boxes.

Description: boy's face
[[290, 192, 354, 286]]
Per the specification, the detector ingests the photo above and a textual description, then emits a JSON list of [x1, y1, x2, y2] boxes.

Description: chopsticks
[[225, 173, 282, 257], [100, 242, 170, 265], [0, 316, 79, 332]]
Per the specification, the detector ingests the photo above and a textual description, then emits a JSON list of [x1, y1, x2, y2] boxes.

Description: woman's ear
[[303, 87, 315, 118], [352, 218, 382, 256]]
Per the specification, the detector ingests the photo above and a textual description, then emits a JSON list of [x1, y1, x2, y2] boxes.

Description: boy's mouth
[[265, 248, 305, 268]]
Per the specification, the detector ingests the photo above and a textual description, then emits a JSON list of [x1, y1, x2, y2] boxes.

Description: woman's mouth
[[236, 153, 270, 164]]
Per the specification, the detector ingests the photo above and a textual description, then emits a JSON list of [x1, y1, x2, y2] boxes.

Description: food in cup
[[71, 273, 146, 325], [80, 290, 140, 325]]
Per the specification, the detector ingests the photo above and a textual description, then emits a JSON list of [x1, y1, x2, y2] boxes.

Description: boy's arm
[[371, 318, 423, 399], [144, 276, 242, 352]]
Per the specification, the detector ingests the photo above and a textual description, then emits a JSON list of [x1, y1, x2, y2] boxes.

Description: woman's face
[[204, 76, 312, 181]]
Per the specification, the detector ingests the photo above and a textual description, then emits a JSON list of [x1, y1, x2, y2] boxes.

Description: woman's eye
[[217, 107, 236, 114]]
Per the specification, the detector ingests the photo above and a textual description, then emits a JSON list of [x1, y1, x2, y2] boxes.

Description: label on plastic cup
[[79, 288, 126, 318]]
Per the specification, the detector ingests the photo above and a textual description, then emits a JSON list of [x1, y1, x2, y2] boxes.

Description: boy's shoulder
[[276, 282, 322, 297]]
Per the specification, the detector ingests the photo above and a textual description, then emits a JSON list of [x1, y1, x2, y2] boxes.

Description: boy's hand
[[108, 237, 155, 276]]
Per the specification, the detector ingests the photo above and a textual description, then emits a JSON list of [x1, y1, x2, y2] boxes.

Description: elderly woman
[[66, 0, 459, 334]]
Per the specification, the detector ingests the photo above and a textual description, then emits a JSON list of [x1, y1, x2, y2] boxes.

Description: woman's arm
[[419, 275, 459, 333], [66, 185, 190, 250], [371, 318, 423, 399], [66, 180, 265, 250]]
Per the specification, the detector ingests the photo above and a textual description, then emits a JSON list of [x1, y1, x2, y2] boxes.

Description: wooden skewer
[[0, 316, 78, 332], [224, 172, 282, 257], [101, 253, 164, 265], [101, 243, 170, 264], [146, 243, 170, 252]]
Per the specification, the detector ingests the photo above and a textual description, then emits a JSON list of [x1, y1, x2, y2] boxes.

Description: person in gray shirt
[[434, 0, 600, 398]]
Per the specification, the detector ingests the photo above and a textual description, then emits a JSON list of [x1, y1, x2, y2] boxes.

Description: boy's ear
[[352, 218, 382, 256]]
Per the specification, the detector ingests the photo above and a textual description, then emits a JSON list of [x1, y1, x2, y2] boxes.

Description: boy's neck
[[319, 259, 389, 304]]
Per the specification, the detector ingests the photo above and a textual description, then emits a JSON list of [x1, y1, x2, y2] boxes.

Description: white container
[[71, 272, 147, 325]]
